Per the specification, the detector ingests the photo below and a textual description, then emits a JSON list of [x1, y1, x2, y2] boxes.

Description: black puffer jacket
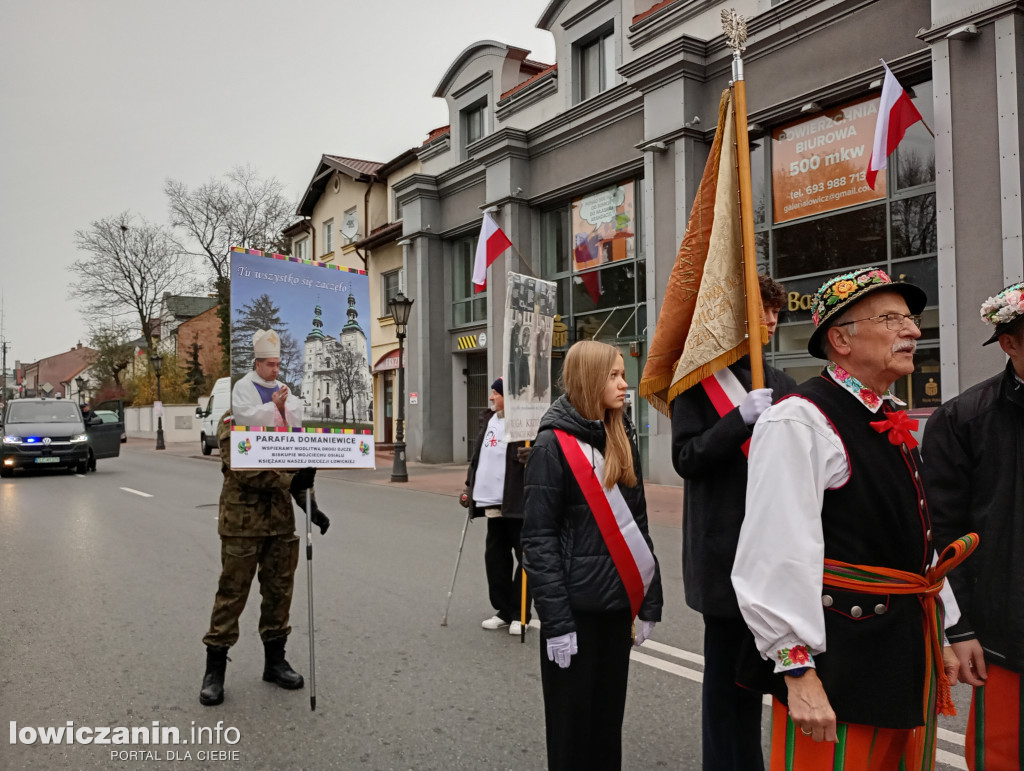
[[522, 395, 663, 638]]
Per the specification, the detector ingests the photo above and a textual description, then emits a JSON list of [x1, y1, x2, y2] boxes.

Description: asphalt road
[[0, 446, 970, 770]]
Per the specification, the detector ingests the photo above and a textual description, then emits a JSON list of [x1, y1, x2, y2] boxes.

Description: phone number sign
[[772, 96, 885, 224]]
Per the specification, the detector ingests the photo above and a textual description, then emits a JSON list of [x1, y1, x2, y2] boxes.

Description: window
[[393, 191, 404, 222], [451, 235, 487, 326], [323, 219, 334, 255], [577, 28, 615, 102], [382, 269, 402, 308], [295, 238, 309, 261], [462, 99, 487, 157]]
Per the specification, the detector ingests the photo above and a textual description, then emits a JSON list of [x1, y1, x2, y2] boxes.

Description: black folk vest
[[748, 374, 933, 729]]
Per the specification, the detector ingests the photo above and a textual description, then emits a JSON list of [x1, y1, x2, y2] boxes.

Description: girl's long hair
[[561, 340, 637, 489]]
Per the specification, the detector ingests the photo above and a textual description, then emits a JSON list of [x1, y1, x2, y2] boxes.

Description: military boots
[[199, 646, 229, 706], [262, 637, 304, 689]]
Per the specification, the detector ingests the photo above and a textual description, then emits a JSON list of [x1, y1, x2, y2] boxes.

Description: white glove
[[546, 632, 578, 669], [738, 388, 774, 426], [634, 620, 656, 647]]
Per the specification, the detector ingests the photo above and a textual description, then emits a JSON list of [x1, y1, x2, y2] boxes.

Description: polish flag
[[866, 62, 924, 190], [472, 212, 513, 293]]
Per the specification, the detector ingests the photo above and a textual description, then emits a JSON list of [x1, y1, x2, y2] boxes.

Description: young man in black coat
[[922, 281, 1024, 769], [670, 275, 797, 770], [462, 378, 532, 634]]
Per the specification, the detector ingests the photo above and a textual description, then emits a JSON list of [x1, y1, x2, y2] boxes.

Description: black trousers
[[701, 615, 765, 771], [484, 517, 531, 623], [539, 609, 633, 771]]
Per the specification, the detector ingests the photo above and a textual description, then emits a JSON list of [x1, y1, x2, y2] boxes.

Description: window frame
[[323, 219, 334, 255], [575, 24, 615, 104]]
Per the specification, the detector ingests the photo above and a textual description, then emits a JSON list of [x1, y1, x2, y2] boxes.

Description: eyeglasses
[[833, 312, 922, 331]]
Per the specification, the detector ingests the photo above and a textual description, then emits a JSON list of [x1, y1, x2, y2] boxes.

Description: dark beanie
[[491, 377, 503, 395]]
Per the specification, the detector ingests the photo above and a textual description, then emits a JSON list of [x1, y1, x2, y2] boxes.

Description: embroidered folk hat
[[252, 329, 281, 359], [980, 281, 1024, 345], [807, 267, 927, 359]]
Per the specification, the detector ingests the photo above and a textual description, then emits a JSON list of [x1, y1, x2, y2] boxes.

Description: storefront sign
[[772, 97, 886, 224]]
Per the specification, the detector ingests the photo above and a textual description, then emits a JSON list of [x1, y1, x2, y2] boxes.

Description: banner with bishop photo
[[503, 272, 557, 442], [229, 247, 375, 469]]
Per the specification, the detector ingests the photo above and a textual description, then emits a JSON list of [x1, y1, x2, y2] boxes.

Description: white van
[[196, 377, 231, 455]]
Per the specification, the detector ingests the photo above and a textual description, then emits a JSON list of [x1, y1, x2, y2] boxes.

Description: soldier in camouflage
[[199, 412, 330, 707]]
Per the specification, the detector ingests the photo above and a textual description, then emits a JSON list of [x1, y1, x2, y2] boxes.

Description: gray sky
[[0, 0, 555, 365]]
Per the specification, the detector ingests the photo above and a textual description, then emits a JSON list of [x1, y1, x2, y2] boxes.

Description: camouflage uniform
[[203, 414, 310, 648]]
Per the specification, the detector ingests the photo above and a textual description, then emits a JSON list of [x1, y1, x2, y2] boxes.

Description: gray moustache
[[892, 343, 917, 354]]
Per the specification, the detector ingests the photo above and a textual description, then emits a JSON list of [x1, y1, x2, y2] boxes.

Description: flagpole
[[723, 9, 765, 390]]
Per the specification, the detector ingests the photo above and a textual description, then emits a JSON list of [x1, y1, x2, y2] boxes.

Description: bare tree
[[71, 212, 197, 354], [165, 165, 296, 283], [87, 322, 136, 388], [325, 346, 370, 424]]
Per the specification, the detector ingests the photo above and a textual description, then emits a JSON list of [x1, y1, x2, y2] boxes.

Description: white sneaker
[[508, 621, 523, 636], [481, 615, 509, 630]]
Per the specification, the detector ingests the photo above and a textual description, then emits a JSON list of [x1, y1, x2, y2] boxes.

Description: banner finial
[[721, 8, 747, 53]]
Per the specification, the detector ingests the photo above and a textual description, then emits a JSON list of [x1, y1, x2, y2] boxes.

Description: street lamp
[[150, 353, 166, 451], [75, 376, 87, 403], [388, 291, 414, 483]]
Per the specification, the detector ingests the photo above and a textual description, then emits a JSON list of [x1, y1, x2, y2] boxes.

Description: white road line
[[936, 748, 967, 769], [119, 487, 153, 498], [631, 650, 704, 683], [938, 728, 965, 747], [642, 638, 705, 667], [75, 474, 87, 478]]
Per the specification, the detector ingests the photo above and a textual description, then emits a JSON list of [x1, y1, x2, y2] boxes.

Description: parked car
[[196, 377, 231, 455], [1, 398, 123, 477], [93, 409, 127, 442]]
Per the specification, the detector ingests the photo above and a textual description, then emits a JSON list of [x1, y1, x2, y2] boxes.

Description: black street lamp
[[75, 376, 87, 403], [150, 353, 166, 451], [388, 292, 414, 483]]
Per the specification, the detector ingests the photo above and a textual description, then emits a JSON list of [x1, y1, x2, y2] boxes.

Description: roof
[[433, 41, 530, 98], [354, 221, 403, 251], [632, 0, 681, 23], [423, 125, 451, 145], [501, 63, 557, 100], [296, 154, 384, 217], [377, 147, 419, 178], [163, 294, 218, 319]]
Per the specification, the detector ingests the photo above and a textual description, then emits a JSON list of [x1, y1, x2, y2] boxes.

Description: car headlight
[[70, 434, 89, 443], [3, 435, 21, 445]]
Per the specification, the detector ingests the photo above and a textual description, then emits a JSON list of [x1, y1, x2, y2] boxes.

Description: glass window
[[451, 235, 486, 326], [571, 181, 636, 270], [323, 219, 334, 254], [578, 28, 614, 102], [540, 208, 570, 276], [893, 82, 935, 191], [891, 193, 936, 259], [393, 191, 403, 222], [571, 262, 644, 314], [773, 204, 886, 278], [463, 100, 487, 150], [750, 139, 767, 226], [382, 269, 401, 308], [294, 238, 309, 261]]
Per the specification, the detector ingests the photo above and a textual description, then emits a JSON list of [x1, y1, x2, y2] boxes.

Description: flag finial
[[721, 9, 747, 53]]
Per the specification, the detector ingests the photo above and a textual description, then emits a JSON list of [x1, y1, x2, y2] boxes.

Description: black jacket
[[522, 395, 663, 638], [671, 357, 797, 618], [464, 409, 525, 519], [922, 362, 1024, 673]]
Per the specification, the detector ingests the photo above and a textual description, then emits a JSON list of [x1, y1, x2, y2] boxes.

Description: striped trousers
[[769, 699, 914, 771], [966, 664, 1022, 771]]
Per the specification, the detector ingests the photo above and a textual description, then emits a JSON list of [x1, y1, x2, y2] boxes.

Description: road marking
[[75, 474, 87, 478], [936, 748, 967, 769], [120, 487, 153, 498]]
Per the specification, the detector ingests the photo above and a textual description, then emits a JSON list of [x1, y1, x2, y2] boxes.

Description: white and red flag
[[866, 62, 924, 190], [472, 212, 512, 293]]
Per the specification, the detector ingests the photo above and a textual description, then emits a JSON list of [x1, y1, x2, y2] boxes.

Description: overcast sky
[[0, 0, 556, 365]]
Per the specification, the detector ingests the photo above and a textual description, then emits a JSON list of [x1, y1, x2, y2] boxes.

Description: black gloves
[[290, 467, 316, 494], [311, 507, 331, 535]]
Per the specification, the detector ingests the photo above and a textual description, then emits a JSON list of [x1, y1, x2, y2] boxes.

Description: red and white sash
[[700, 367, 751, 457], [553, 429, 656, 618]]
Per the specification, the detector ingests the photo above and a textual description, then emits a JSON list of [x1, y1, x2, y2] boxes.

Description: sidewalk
[[128, 439, 684, 528]]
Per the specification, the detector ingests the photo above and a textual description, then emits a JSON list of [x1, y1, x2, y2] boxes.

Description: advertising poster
[[570, 181, 636, 271], [229, 247, 374, 469], [772, 96, 885, 224], [504, 272, 557, 443]]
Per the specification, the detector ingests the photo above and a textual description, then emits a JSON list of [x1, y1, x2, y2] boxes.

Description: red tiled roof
[[521, 58, 552, 74], [632, 0, 680, 24], [423, 125, 450, 145], [323, 155, 383, 177], [501, 63, 557, 100]]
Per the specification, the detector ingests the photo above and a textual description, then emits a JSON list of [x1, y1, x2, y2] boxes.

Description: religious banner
[[229, 247, 374, 469], [504, 272, 557, 443], [772, 96, 886, 224]]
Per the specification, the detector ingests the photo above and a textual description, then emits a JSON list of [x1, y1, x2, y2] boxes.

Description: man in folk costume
[[731, 267, 974, 770], [922, 281, 1024, 771], [670, 273, 796, 770], [232, 329, 303, 429]]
